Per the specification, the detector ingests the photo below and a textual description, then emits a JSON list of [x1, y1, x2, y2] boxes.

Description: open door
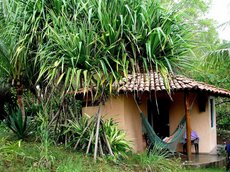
[[147, 99, 170, 138]]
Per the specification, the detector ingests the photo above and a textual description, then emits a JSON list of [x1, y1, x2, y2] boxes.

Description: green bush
[[5, 109, 35, 139], [104, 119, 132, 159], [217, 108, 230, 130], [64, 115, 132, 160], [38, 94, 82, 145], [129, 147, 182, 172], [63, 114, 93, 150], [216, 99, 230, 130]]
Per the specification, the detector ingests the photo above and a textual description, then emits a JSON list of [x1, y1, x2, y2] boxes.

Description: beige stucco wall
[[169, 93, 217, 154], [123, 94, 148, 152], [82, 92, 217, 154], [82, 95, 125, 130], [82, 94, 147, 152]]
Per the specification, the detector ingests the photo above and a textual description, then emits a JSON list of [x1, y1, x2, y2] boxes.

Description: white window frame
[[209, 97, 215, 128]]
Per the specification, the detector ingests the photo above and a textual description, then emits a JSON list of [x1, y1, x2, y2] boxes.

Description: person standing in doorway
[[225, 142, 230, 171]]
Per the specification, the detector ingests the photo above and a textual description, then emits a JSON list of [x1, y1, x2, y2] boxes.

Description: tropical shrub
[[5, 108, 35, 139], [104, 119, 132, 159], [64, 115, 131, 160], [39, 93, 82, 145], [130, 146, 182, 172], [63, 114, 92, 150], [216, 100, 230, 130]]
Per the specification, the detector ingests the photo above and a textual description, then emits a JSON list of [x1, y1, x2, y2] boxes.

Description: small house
[[82, 72, 230, 154]]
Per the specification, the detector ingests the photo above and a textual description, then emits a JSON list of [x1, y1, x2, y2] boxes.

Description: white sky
[[207, 0, 230, 41]]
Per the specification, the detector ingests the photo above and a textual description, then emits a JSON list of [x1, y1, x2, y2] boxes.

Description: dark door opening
[[147, 99, 170, 138]]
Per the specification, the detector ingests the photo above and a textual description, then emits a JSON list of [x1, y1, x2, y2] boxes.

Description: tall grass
[[128, 146, 182, 172]]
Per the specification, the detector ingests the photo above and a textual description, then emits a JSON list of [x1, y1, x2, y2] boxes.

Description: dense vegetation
[[0, 0, 229, 171], [0, 123, 225, 172], [0, 122, 184, 172]]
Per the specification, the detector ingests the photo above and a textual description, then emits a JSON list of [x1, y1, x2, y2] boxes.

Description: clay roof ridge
[[75, 71, 230, 98]]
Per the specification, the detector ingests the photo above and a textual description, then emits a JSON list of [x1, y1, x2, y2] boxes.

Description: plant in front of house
[[129, 145, 182, 172], [63, 114, 131, 160], [63, 114, 93, 151], [104, 119, 132, 160], [39, 93, 83, 145]]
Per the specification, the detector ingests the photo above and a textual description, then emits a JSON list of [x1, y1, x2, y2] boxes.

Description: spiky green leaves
[[1, 0, 193, 97], [5, 109, 34, 139]]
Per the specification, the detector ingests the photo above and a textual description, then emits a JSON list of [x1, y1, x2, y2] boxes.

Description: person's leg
[[183, 143, 187, 154], [226, 156, 230, 171], [194, 143, 199, 154]]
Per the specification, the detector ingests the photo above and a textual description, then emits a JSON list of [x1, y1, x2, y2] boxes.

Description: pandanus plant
[[34, 0, 193, 96], [0, 0, 192, 98]]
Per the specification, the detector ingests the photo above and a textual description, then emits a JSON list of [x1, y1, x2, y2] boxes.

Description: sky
[[207, 0, 230, 41]]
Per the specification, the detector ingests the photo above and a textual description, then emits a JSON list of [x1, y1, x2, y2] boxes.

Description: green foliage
[[0, 0, 194, 98], [128, 147, 182, 172], [203, 42, 230, 89], [104, 119, 132, 159], [0, 124, 225, 171], [35, 111, 54, 169], [216, 100, 230, 142], [63, 114, 92, 150], [64, 115, 131, 160], [5, 108, 34, 139], [38, 93, 82, 144], [216, 102, 230, 130], [37, 0, 192, 93], [0, 125, 123, 172]]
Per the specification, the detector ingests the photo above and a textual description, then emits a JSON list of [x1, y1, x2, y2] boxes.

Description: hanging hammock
[[134, 97, 196, 153], [140, 112, 186, 153]]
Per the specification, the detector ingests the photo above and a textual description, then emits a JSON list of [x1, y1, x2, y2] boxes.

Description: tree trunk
[[16, 86, 25, 118], [184, 91, 191, 161]]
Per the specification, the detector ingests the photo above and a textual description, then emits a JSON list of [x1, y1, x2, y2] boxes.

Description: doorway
[[147, 98, 170, 138]]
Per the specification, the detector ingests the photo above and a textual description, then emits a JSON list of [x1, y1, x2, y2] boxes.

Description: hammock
[[141, 112, 186, 153], [134, 97, 196, 153]]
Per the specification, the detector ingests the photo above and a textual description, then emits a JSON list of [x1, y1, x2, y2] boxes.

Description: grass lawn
[[0, 131, 125, 172], [183, 169, 225, 172], [0, 124, 226, 172]]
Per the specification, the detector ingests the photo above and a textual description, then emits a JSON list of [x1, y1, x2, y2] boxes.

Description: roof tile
[[118, 72, 230, 97]]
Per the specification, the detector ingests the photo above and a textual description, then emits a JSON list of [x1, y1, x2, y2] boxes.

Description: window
[[210, 98, 215, 128]]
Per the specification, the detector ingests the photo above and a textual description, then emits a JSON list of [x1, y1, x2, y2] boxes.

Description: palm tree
[[201, 19, 230, 90]]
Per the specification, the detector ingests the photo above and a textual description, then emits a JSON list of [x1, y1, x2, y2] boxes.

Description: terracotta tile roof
[[117, 72, 230, 97]]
